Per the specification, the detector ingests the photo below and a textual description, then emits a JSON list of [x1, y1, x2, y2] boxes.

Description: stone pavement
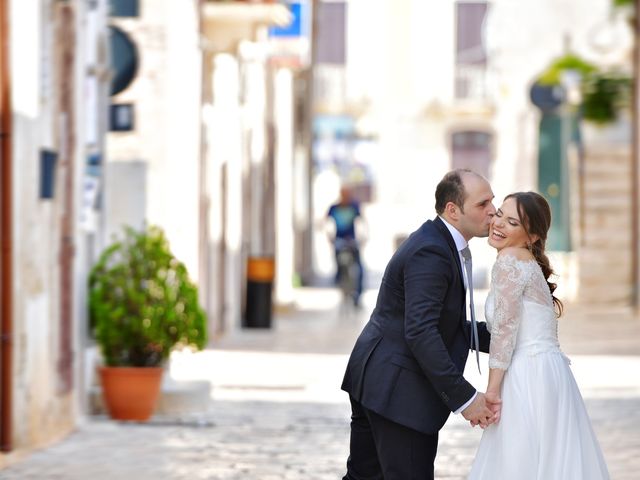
[[2, 287, 639, 479]]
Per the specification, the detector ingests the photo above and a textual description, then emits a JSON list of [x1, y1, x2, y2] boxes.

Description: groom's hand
[[461, 393, 495, 428]]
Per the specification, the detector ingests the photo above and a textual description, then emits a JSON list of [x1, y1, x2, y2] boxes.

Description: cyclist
[[326, 186, 367, 307]]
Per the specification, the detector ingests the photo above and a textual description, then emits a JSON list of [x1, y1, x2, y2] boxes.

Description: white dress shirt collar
[[438, 216, 468, 252]]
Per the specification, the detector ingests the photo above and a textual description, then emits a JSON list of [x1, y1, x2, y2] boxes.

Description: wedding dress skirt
[[468, 255, 609, 479], [467, 347, 609, 479]]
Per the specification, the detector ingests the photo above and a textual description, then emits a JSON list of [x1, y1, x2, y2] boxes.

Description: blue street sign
[[270, 2, 304, 37]]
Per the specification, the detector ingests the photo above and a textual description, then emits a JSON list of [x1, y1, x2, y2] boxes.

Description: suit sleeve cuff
[[453, 391, 477, 414]]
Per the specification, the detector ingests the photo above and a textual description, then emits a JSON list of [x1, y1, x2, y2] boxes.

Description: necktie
[[461, 246, 481, 373]]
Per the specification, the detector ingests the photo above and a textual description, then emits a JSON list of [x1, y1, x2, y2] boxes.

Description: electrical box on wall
[[40, 149, 58, 199], [110, 103, 135, 132]]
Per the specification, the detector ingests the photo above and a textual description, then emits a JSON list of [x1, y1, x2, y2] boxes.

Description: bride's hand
[[485, 390, 502, 424]]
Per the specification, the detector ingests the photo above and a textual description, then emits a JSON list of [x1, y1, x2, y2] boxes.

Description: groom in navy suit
[[341, 169, 498, 479]]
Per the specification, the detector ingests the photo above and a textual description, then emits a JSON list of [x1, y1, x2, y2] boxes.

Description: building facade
[[105, 0, 302, 337], [0, 0, 110, 464], [312, 0, 632, 303]]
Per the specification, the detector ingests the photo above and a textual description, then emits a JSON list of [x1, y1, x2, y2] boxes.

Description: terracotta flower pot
[[99, 366, 163, 421]]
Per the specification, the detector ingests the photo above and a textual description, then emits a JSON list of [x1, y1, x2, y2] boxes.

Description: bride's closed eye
[[495, 209, 520, 227]]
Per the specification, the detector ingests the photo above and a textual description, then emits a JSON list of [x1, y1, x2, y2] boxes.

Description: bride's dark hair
[[504, 191, 563, 317]]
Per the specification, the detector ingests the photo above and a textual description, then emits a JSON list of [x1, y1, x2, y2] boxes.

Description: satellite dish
[[109, 26, 138, 96]]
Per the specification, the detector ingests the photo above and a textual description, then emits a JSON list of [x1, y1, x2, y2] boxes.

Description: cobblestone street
[[2, 288, 639, 479]]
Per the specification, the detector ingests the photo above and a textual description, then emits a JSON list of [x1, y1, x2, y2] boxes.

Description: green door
[[537, 112, 575, 251]]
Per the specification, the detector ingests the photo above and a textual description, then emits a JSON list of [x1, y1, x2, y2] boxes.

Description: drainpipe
[[299, 0, 319, 284], [197, 0, 209, 330], [633, 0, 639, 309], [0, 0, 13, 452]]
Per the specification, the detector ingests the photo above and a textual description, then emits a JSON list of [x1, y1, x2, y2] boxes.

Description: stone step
[[582, 182, 631, 198], [581, 236, 631, 248], [578, 271, 632, 284], [581, 195, 633, 210], [582, 216, 631, 232], [584, 158, 631, 169], [579, 265, 632, 281], [578, 248, 632, 262], [577, 284, 633, 305], [582, 221, 631, 236], [578, 137, 632, 306], [578, 269, 632, 282], [581, 196, 631, 210], [581, 234, 631, 249], [580, 263, 631, 276], [583, 160, 631, 177], [583, 143, 631, 158], [583, 179, 632, 195], [583, 147, 631, 163]]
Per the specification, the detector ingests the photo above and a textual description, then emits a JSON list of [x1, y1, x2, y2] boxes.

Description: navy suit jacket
[[341, 217, 491, 435]]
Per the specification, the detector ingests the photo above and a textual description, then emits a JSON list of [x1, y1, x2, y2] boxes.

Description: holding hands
[[462, 392, 502, 429]]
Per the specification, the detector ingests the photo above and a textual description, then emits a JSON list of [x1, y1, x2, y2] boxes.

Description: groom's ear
[[445, 202, 459, 220]]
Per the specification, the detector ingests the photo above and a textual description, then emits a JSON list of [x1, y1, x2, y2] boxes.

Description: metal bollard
[[244, 256, 275, 328]]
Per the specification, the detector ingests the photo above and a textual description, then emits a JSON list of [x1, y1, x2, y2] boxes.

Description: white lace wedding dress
[[468, 254, 609, 480]]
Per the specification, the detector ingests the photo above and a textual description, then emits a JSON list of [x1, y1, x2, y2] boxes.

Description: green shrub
[[538, 54, 597, 86], [613, 0, 633, 8], [581, 71, 631, 125], [89, 225, 207, 367]]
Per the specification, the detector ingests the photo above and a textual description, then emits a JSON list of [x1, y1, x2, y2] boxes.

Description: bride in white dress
[[468, 192, 609, 480]]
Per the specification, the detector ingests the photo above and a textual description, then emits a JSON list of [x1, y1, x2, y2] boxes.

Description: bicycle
[[335, 238, 361, 316]]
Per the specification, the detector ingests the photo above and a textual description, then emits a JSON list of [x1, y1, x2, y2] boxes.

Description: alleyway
[[2, 287, 639, 480]]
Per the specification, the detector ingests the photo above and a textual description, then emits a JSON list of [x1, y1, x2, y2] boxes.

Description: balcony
[[202, 1, 292, 53], [454, 64, 488, 101]]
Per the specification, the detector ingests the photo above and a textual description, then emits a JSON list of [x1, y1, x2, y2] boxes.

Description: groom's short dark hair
[[435, 168, 478, 214]]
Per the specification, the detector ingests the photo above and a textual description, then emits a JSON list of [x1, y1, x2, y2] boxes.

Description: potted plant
[[89, 225, 207, 421], [581, 70, 631, 125], [538, 53, 632, 127]]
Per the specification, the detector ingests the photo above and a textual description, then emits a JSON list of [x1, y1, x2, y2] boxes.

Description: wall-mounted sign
[[268, 1, 310, 68], [110, 103, 135, 131]]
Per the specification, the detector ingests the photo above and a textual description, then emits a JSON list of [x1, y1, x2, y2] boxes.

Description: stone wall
[[1, 0, 109, 466], [577, 123, 633, 305]]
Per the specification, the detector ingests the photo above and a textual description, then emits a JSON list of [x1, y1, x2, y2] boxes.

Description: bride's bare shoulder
[[497, 247, 535, 263]]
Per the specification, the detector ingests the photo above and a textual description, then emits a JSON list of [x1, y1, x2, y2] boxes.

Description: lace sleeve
[[488, 254, 532, 370]]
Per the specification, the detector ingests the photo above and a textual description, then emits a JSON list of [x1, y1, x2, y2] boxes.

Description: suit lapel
[[433, 217, 464, 289], [433, 218, 469, 334]]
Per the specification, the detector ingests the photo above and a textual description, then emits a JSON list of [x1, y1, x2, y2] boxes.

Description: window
[[450, 130, 492, 178], [317, 1, 346, 65], [455, 2, 488, 100], [110, 0, 139, 18]]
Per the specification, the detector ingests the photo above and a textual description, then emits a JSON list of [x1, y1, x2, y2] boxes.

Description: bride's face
[[488, 198, 530, 251]]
